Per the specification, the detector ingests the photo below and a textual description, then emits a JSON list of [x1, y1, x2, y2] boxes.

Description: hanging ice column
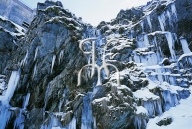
[[1, 69, 20, 104], [146, 15, 152, 31], [180, 36, 191, 54], [137, 34, 150, 48], [165, 32, 176, 60], [51, 55, 56, 73], [158, 13, 166, 31], [171, 3, 177, 19]]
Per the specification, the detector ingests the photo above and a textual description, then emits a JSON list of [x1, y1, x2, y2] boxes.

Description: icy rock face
[[2, 1, 90, 128], [95, 0, 192, 128], [1, 0, 192, 129]]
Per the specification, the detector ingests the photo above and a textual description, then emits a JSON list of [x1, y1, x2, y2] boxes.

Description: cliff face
[[0, 0, 192, 129]]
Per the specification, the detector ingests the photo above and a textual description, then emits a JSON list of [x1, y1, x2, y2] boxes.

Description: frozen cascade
[[180, 37, 191, 54], [0, 69, 20, 129], [165, 32, 176, 60], [158, 13, 166, 31], [146, 15, 152, 31], [81, 92, 93, 129], [51, 55, 56, 73]]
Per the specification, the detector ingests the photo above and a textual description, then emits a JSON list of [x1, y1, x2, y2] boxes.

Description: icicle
[[43, 84, 51, 120], [34, 47, 39, 61], [144, 34, 149, 47], [23, 93, 30, 110], [143, 101, 155, 117], [162, 90, 173, 111], [134, 52, 141, 63], [153, 36, 163, 62], [49, 115, 61, 128], [68, 117, 76, 129], [155, 100, 163, 115], [58, 98, 64, 112], [69, 118, 77, 129], [146, 15, 152, 31], [136, 34, 149, 48], [32, 64, 37, 79], [59, 50, 64, 64], [165, 32, 176, 60], [158, 13, 166, 31], [155, 68, 164, 83], [21, 50, 28, 67], [93, 116, 96, 129], [140, 21, 144, 32], [148, 54, 158, 66], [180, 36, 191, 54], [51, 55, 56, 73], [14, 109, 25, 129], [2, 69, 20, 104], [171, 3, 177, 19], [166, 10, 172, 26]]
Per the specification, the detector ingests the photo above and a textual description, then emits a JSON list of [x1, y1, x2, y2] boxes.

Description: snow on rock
[[136, 106, 148, 115], [133, 88, 159, 101], [147, 87, 192, 129]]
